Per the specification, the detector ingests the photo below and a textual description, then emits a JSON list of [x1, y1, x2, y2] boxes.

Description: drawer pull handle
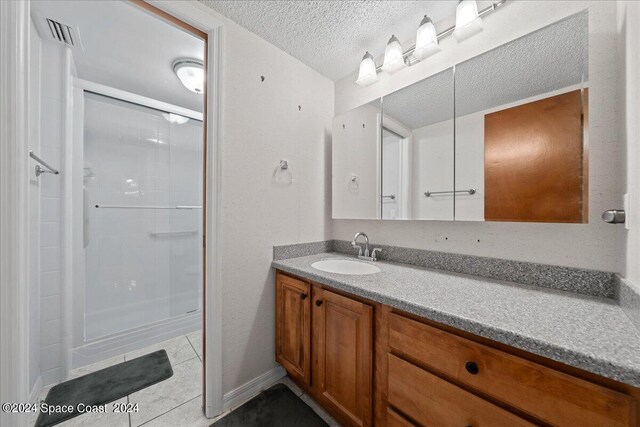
[[315, 299, 323, 307], [300, 293, 308, 300], [465, 361, 479, 375]]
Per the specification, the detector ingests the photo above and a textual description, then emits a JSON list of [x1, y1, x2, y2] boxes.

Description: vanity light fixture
[[453, 0, 484, 41], [356, 51, 378, 87], [381, 35, 406, 74], [414, 15, 440, 61], [173, 58, 204, 94], [355, 0, 506, 86]]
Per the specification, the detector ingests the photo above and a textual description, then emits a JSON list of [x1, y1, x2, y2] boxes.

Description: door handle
[[315, 300, 323, 307]]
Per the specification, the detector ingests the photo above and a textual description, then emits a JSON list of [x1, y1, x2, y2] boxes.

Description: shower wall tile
[[38, 41, 65, 386], [40, 271, 61, 298]]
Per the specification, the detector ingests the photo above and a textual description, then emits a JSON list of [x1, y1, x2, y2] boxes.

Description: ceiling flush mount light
[[382, 35, 406, 74], [355, 0, 506, 86], [173, 58, 204, 94], [356, 51, 378, 87], [162, 112, 190, 125], [454, 0, 484, 42], [414, 15, 440, 61]]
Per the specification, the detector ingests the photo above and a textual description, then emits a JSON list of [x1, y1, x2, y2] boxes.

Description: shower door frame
[[71, 79, 205, 352]]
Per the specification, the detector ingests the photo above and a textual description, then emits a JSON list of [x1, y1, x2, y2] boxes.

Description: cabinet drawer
[[389, 312, 635, 426], [388, 353, 535, 427]]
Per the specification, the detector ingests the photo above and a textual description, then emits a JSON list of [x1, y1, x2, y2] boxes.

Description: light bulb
[[381, 35, 406, 74], [356, 51, 378, 86], [454, 0, 483, 42], [414, 15, 440, 61]]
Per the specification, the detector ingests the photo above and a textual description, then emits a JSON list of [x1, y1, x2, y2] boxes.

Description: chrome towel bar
[[94, 205, 202, 210], [424, 189, 476, 197], [29, 150, 60, 177], [149, 230, 199, 237]]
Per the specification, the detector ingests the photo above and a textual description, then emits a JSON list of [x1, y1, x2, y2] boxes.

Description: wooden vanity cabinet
[[313, 286, 373, 427], [275, 272, 640, 427], [275, 273, 311, 386], [275, 272, 374, 427]]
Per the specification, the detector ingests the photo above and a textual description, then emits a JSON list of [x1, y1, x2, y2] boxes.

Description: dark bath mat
[[211, 383, 328, 427], [34, 349, 173, 427]]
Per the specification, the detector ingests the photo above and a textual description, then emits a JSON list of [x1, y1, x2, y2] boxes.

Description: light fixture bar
[[374, 0, 507, 72]]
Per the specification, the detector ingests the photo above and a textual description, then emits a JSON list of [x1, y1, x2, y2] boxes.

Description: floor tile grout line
[[136, 394, 202, 427], [127, 394, 132, 427], [170, 355, 200, 368], [185, 333, 202, 361]]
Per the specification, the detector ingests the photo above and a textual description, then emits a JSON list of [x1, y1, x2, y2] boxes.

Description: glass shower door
[[83, 92, 202, 341]]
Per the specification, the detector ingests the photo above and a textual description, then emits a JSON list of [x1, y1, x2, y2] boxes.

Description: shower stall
[[71, 83, 203, 366]]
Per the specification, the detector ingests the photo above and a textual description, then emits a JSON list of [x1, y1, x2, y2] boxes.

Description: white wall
[[219, 21, 334, 393], [38, 41, 65, 386], [619, 1, 640, 285], [411, 120, 455, 220], [332, 103, 379, 219], [332, 1, 625, 273]]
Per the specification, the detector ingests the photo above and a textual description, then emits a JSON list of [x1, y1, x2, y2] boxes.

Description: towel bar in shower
[[149, 230, 199, 237], [29, 150, 60, 177], [94, 205, 202, 209], [424, 189, 476, 197]]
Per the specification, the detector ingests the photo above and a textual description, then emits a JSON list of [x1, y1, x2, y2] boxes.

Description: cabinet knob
[[300, 293, 308, 300], [465, 361, 479, 375], [315, 299, 323, 307]]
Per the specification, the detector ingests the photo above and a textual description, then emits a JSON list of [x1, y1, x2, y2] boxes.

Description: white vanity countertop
[[272, 252, 640, 387]]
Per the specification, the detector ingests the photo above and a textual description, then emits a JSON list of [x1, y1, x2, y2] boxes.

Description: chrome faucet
[[351, 232, 382, 261]]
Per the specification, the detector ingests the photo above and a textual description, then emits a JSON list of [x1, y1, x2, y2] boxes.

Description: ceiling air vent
[[31, 10, 84, 52], [46, 18, 76, 46]]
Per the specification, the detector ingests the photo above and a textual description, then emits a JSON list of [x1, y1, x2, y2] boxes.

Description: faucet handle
[[351, 242, 363, 257], [371, 248, 382, 261]]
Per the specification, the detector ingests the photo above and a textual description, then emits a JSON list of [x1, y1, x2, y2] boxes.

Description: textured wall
[[619, 2, 640, 286], [332, 1, 625, 273], [219, 20, 334, 393]]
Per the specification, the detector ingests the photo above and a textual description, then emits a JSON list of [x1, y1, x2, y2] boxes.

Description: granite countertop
[[272, 252, 640, 388]]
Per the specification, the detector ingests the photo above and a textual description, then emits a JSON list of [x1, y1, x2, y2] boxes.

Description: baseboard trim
[[29, 376, 42, 403], [222, 366, 286, 411]]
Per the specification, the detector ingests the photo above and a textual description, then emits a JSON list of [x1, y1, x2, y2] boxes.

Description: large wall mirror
[[332, 10, 589, 223]]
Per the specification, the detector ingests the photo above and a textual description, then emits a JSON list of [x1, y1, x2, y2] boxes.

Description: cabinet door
[[313, 288, 373, 427], [276, 273, 311, 386]]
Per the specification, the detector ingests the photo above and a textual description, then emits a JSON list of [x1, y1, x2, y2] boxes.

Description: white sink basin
[[311, 259, 381, 275]]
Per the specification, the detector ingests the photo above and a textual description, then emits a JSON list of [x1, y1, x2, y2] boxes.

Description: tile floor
[[33, 330, 339, 427]]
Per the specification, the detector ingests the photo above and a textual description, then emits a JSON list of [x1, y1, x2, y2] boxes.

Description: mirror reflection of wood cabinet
[[484, 89, 588, 223], [275, 273, 373, 426]]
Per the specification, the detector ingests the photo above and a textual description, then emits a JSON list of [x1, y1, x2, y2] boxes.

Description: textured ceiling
[[199, 0, 458, 81], [382, 10, 588, 129], [383, 68, 453, 129], [32, 0, 204, 112], [456, 10, 588, 117]]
